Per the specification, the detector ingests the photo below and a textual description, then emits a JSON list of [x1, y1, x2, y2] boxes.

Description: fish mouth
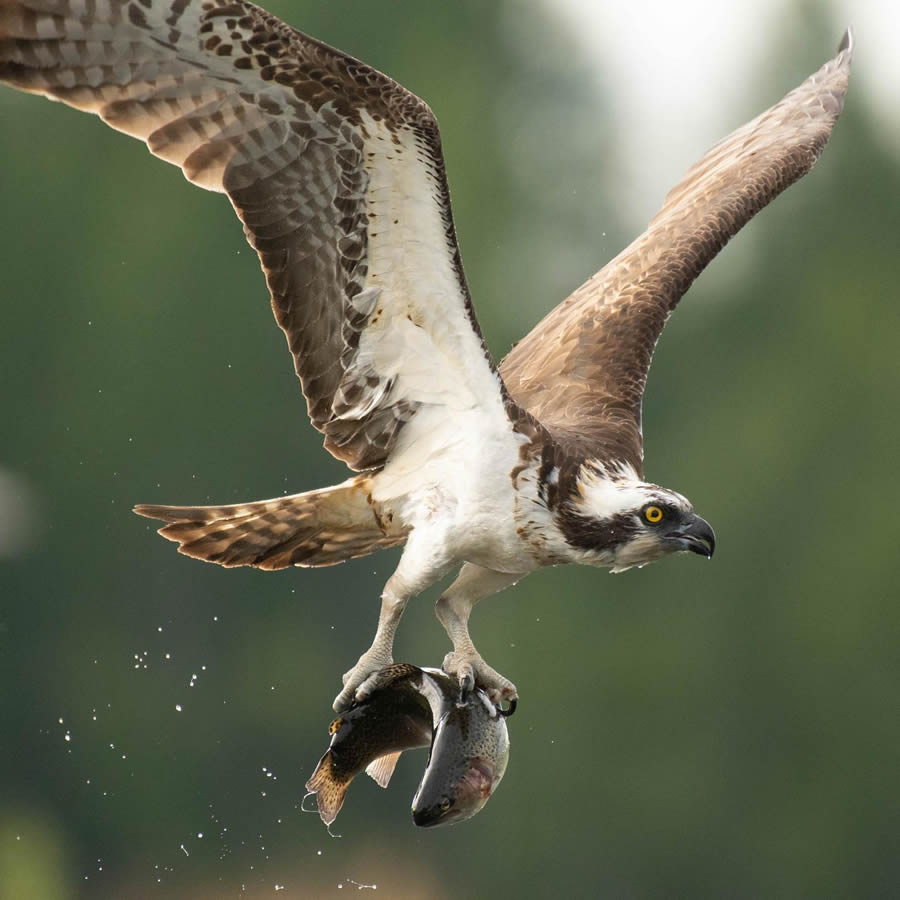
[[412, 799, 455, 828]]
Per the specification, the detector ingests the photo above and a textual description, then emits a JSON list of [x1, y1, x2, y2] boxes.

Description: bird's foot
[[442, 649, 518, 710], [333, 649, 393, 712]]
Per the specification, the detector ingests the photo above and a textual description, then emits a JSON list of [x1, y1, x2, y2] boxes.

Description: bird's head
[[557, 461, 715, 572]]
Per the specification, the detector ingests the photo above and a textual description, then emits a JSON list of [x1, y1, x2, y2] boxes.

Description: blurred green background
[[1, 1, 898, 897]]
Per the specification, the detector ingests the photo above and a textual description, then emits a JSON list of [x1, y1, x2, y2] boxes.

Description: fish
[[304, 663, 511, 827], [305, 663, 435, 825], [411, 687, 511, 828]]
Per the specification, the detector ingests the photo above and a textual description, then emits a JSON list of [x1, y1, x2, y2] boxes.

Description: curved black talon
[[497, 697, 517, 718], [456, 672, 475, 701]]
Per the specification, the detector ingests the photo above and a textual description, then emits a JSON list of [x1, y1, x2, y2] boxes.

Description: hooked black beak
[[668, 513, 716, 559]]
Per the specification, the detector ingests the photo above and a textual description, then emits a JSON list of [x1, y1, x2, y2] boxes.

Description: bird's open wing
[[499, 32, 853, 475], [0, 0, 512, 471]]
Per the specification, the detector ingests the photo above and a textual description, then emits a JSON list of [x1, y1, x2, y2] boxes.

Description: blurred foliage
[[1, 0, 897, 898]]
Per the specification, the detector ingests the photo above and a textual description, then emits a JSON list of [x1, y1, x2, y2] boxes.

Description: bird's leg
[[333, 536, 452, 711], [333, 576, 410, 711], [435, 564, 524, 706]]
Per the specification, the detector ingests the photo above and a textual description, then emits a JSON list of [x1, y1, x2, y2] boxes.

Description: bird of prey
[[0, 0, 852, 711]]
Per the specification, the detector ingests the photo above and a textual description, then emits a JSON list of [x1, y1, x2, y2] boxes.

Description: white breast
[[371, 409, 539, 573]]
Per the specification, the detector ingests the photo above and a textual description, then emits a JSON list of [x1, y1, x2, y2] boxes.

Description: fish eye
[[644, 505, 664, 524], [440, 798, 451, 812]]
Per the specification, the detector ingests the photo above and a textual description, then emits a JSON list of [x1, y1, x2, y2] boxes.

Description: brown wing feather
[[0, 0, 497, 471], [499, 32, 853, 474]]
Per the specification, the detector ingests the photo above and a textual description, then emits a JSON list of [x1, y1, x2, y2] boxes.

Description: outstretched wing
[[500, 32, 853, 475], [0, 0, 511, 471]]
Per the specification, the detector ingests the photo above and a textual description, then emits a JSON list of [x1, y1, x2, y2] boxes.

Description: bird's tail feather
[[133, 475, 406, 570]]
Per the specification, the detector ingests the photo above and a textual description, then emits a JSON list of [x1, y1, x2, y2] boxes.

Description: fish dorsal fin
[[365, 751, 403, 788]]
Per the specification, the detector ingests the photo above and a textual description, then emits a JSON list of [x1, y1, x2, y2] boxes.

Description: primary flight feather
[[0, 0, 852, 709]]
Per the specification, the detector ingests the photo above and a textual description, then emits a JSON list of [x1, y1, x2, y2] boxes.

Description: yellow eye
[[644, 505, 664, 524]]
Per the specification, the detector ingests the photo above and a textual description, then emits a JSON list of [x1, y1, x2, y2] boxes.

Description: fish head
[[411, 691, 510, 828], [412, 754, 505, 827]]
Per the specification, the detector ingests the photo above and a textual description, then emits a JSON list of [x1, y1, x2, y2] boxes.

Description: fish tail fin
[[305, 752, 350, 826], [133, 474, 407, 570], [364, 750, 403, 789]]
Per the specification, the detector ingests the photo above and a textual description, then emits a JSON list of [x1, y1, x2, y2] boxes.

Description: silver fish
[[305, 664, 510, 827], [412, 686, 511, 828]]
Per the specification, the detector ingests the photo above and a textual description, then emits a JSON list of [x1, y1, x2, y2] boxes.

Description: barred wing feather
[[0, 0, 513, 471]]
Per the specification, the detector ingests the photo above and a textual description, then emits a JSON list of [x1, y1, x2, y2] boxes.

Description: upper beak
[[669, 513, 716, 559]]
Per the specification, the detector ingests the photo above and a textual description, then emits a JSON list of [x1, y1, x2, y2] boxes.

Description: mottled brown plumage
[[500, 32, 852, 474], [0, 0, 489, 472]]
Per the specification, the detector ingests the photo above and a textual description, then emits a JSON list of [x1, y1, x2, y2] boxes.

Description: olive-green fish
[[305, 663, 446, 825]]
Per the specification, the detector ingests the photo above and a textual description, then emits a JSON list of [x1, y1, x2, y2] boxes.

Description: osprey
[[0, 0, 852, 710]]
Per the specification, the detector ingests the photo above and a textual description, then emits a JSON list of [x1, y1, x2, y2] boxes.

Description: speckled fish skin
[[411, 687, 510, 828], [305, 663, 439, 826]]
